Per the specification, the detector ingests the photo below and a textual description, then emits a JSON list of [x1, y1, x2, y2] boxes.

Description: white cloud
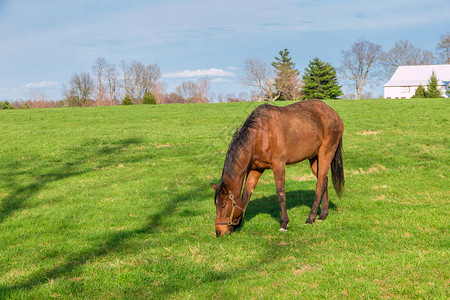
[[210, 78, 233, 83], [24, 81, 59, 89], [163, 68, 235, 78]]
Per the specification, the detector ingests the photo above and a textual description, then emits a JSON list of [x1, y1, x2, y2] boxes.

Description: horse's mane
[[221, 104, 270, 181]]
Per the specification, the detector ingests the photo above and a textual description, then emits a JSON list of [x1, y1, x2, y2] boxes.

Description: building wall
[[384, 85, 448, 99]]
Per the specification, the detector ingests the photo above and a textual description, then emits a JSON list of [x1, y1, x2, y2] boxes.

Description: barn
[[383, 64, 450, 99]]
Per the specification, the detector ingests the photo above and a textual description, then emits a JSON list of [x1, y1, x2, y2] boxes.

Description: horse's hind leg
[[306, 153, 332, 224], [273, 163, 289, 231], [318, 177, 329, 221], [309, 157, 329, 221]]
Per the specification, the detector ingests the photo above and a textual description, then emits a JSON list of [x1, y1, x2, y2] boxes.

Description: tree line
[[244, 50, 343, 101], [61, 58, 225, 107], [246, 31, 449, 100], [1, 32, 449, 109], [62, 58, 164, 107], [339, 33, 449, 99]]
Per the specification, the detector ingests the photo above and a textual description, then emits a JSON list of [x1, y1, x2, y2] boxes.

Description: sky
[[0, 0, 449, 101]]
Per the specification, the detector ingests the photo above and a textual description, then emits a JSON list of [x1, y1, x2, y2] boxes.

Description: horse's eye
[[216, 199, 226, 209]]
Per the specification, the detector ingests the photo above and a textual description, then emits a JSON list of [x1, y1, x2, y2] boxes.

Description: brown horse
[[212, 100, 344, 237]]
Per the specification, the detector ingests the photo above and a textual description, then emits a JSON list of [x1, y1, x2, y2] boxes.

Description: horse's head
[[212, 182, 244, 237]]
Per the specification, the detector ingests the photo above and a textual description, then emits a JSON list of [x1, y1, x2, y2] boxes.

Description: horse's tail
[[331, 139, 344, 199]]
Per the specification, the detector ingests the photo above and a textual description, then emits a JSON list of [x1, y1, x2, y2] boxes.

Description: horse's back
[[253, 100, 343, 165], [280, 100, 343, 138]]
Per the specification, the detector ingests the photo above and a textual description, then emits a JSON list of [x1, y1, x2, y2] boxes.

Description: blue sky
[[1, 0, 449, 101]]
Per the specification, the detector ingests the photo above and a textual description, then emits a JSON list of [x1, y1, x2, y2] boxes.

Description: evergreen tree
[[122, 95, 133, 105], [142, 91, 157, 104], [302, 58, 343, 100], [272, 49, 300, 100], [0, 101, 14, 109], [426, 71, 443, 98], [412, 85, 427, 98]]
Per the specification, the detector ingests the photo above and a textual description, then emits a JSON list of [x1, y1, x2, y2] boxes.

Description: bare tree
[[174, 79, 209, 103], [436, 31, 450, 64], [382, 40, 418, 75], [152, 81, 167, 104], [239, 92, 249, 101], [166, 92, 184, 104], [420, 50, 436, 65], [92, 57, 107, 105], [121, 60, 132, 98], [63, 72, 94, 106], [340, 39, 384, 100], [126, 61, 162, 103], [382, 40, 436, 77], [243, 57, 279, 101], [197, 78, 210, 103], [25, 88, 49, 108], [284, 73, 302, 100], [129, 61, 146, 101], [143, 63, 161, 94], [176, 81, 198, 103], [106, 63, 118, 105], [250, 90, 264, 101], [217, 93, 225, 103], [74, 73, 94, 104], [226, 93, 239, 102]]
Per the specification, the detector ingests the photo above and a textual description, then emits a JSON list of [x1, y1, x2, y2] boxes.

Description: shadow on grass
[[0, 140, 209, 298], [0, 137, 154, 295], [0, 131, 222, 297], [0, 185, 208, 298], [0, 137, 144, 225], [0, 134, 337, 298], [0, 169, 87, 225], [244, 190, 337, 225], [0, 180, 337, 298]]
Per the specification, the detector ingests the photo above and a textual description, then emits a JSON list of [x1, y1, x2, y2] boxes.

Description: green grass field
[[0, 99, 448, 299]]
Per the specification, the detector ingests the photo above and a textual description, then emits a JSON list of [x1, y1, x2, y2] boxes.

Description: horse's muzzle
[[215, 224, 229, 237]]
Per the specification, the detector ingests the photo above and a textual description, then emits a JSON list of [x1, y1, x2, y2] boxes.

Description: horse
[[212, 100, 344, 237]]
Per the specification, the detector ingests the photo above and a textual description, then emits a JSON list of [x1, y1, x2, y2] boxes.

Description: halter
[[215, 194, 245, 226]]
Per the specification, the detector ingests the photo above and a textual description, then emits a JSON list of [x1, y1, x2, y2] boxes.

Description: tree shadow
[[0, 130, 221, 297], [0, 137, 144, 225], [0, 172, 209, 298], [0, 134, 339, 298]]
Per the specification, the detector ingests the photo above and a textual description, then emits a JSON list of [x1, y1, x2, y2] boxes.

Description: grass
[[0, 99, 448, 299]]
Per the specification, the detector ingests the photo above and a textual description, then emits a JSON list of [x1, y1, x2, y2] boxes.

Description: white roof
[[384, 64, 450, 87]]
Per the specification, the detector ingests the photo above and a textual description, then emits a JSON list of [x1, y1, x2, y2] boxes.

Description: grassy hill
[[0, 99, 448, 298]]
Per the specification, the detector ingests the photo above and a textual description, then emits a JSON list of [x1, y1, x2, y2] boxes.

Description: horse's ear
[[211, 183, 218, 190]]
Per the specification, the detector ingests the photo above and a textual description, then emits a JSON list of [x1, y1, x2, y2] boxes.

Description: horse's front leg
[[241, 169, 263, 208], [273, 164, 289, 231]]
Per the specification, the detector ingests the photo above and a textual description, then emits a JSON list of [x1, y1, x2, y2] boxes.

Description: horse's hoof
[[279, 228, 288, 232], [318, 215, 327, 221]]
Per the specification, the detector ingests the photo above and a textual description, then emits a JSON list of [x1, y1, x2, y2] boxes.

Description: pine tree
[[122, 95, 133, 105], [426, 71, 443, 98], [142, 91, 157, 104], [412, 85, 427, 98], [272, 49, 300, 100], [0, 101, 14, 109], [302, 58, 343, 100]]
